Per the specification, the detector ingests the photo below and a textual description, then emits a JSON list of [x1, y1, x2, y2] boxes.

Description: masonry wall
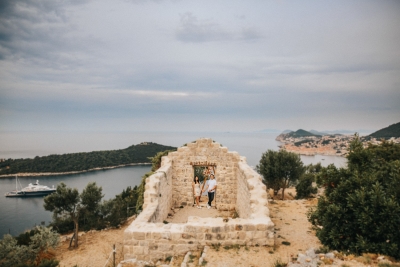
[[124, 138, 274, 262], [124, 216, 274, 262], [134, 157, 173, 224], [168, 139, 240, 211]]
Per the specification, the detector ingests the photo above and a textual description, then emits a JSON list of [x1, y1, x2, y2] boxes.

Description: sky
[[0, 0, 399, 134]]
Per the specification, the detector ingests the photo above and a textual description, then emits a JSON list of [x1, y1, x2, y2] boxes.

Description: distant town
[[276, 123, 400, 157]]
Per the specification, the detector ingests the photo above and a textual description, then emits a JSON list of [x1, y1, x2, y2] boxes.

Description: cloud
[[0, 0, 399, 133], [176, 12, 261, 43], [0, 0, 91, 67], [176, 12, 233, 42]]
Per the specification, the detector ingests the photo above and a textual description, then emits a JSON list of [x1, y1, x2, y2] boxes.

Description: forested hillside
[[369, 121, 400, 139], [0, 142, 176, 175]]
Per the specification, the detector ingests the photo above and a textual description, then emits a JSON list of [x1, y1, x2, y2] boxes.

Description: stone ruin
[[123, 138, 274, 262]]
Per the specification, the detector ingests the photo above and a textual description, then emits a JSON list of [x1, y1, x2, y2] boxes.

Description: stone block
[[139, 240, 149, 246], [256, 224, 267, 231], [182, 233, 193, 239], [133, 232, 146, 240], [158, 243, 173, 252], [228, 232, 238, 240], [149, 244, 158, 250], [184, 225, 197, 233], [161, 231, 171, 240], [245, 224, 256, 231], [171, 233, 181, 241], [124, 239, 138, 246], [238, 232, 246, 240], [196, 233, 205, 240], [216, 234, 226, 240], [132, 246, 144, 255], [211, 226, 222, 233], [253, 231, 266, 239], [235, 224, 243, 231], [246, 231, 254, 240]]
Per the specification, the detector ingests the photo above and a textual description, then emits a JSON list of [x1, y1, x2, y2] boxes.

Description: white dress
[[194, 183, 201, 197]]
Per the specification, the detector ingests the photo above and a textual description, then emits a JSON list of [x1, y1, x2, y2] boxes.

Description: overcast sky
[[0, 0, 399, 133]]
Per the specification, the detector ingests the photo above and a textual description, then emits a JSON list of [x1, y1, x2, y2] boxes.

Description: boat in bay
[[5, 176, 56, 197]]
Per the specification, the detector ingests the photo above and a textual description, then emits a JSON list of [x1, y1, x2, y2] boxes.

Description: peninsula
[[276, 122, 400, 157], [0, 142, 176, 177]]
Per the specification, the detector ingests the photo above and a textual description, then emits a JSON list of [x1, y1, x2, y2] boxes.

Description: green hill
[[287, 129, 320, 138], [0, 142, 176, 175], [369, 122, 400, 139]]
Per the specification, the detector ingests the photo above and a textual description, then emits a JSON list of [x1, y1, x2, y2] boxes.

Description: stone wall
[[168, 139, 240, 211], [124, 138, 274, 262]]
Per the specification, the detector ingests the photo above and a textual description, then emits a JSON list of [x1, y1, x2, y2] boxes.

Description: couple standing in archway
[[193, 166, 217, 209]]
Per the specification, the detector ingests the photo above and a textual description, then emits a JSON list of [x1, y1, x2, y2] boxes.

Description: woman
[[192, 176, 202, 209]]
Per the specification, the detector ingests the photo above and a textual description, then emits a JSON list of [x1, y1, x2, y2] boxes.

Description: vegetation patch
[[309, 136, 400, 259], [211, 243, 221, 251], [0, 143, 176, 175], [273, 258, 288, 267]]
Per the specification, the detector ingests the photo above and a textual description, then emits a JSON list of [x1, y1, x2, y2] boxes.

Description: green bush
[[0, 226, 59, 267], [295, 173, 317, 199], [309, 136, 400, 259]]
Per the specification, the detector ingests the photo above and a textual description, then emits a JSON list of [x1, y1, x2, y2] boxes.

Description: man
[[203, 174, 217, 209]]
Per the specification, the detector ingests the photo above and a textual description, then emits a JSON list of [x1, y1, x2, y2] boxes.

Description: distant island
[[0, 142, 176, 177], [276, 122, 400, 156]]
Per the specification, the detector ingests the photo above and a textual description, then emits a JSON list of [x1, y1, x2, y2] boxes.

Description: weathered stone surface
[[123, 138, 274, 261]]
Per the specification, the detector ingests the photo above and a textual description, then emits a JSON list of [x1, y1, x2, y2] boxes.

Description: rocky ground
[[54, 188, 400, 267]]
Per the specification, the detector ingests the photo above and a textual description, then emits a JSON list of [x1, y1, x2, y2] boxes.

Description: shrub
[[295, 173, 317, 199], [273, 258, 287, 267], [309, 136, 400, 259]]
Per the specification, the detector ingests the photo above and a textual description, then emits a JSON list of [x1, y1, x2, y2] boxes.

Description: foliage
[[0, 226, 59, 267], [272, 258, 287, 267], [44, 183, 81, 248], [308, 135, 400, 259], [135, 172, 153, 213], [287, 129, 320, 138], [149, 150, 175, 172], [80, 182, 104, 230], [99, 185, 139, 228], [369, 121, 400, 139], [0, 142, 176, 175], [256, 149, 305, 200], [295, 173, 317, 199], [47, 149, 172, 239], [295, 163, 321, 199]]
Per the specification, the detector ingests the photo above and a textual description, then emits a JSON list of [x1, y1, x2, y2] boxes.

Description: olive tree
[[256, 149, 305, 200], [308, 136, 400, 258], [44, 182, 103, 248]]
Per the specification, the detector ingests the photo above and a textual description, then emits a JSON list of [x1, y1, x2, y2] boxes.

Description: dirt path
[[54, 190, 398, 267], [55, 195, 319, 267], [55, 218, 134, 267], [203, 197, 321, 267]]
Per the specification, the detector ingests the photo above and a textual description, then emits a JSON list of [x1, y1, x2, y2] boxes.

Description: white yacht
[[5, 176, 56, 197]]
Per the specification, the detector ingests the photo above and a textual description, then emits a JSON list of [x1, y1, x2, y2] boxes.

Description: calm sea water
[[0, 166, 150, 237], [0, 131, 347, 237]]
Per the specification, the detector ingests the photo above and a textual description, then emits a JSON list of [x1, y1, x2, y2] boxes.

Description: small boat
[[5, 176, 56, 197]]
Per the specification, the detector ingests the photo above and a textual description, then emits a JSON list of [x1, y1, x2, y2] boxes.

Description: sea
[[0, 131, 347, 237]]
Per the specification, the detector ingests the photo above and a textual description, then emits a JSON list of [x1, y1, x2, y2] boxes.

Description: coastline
[[280, 145, 346, 157], [0, 162, 151, 178]]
